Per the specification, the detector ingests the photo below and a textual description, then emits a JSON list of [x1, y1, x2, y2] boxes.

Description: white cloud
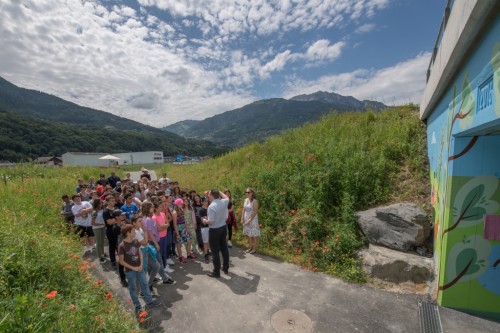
[[0, 0, 408, 128], [355, 23, 375, 34], [304, 40, 345, 62], [283, 52, 432, 105], [137, 0, 389, 37]]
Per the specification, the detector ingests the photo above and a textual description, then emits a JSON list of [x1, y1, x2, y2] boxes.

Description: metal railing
[[426, 0, 453, 82]]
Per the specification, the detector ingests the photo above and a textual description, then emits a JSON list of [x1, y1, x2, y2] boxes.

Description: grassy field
[[0, 106, 429, 331]]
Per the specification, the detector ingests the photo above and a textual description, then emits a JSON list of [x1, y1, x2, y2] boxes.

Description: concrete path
[[90, 246, 500, 333]]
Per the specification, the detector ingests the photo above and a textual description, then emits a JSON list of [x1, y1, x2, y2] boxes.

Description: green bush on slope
[[171, 107, 428, 281]]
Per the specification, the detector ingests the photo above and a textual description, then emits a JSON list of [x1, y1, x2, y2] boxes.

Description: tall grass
[[0, 165, 142, 332], [167, 106, 428, 281]]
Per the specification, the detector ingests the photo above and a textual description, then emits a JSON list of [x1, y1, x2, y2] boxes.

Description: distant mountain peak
[[289, 91, 386, 111]]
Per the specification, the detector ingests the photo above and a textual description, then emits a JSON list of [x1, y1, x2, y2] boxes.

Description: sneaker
[[166, 258, 175, 265], [139, 291, 144, 298], [99, 257, 107, 263], [227, 240, 232, 248], [146, 300, 162, 307], [110, 261, 117, 268], [204, 254, 209, 263], [120, 279, 129, 288], [162, 278, 176, 285], [187, 254, 196, 260], [149, 286, 154, 294], [153, 277, 161, 283], [164, 265, 174, 273], [179, 256, 187, 264]]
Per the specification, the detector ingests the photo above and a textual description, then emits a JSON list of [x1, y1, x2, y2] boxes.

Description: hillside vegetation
[[169, 106, 429, 280], [0, 110, 228, 162]]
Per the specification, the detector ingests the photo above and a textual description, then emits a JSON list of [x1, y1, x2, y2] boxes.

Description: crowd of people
[[60, 169, 260, 315]]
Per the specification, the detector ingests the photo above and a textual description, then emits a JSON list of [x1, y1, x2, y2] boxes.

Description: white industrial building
[[113, 151, 163, 166], [62, 152, 110, 167], [62, 151, 163, 166]]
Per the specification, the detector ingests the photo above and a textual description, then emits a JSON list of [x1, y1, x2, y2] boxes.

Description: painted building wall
[[426, 16, 500, 318]]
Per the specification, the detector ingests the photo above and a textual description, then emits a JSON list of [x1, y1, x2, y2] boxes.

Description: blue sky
[[0, 0, 445, 126]]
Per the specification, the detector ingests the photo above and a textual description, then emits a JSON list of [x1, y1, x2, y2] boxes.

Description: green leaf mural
[[451, 176, 499, 229], [443, 235, 491, 289]]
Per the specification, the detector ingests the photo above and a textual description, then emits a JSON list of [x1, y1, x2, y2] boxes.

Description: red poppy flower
[[46, 290, 57, 299], [69, 305, 77, 310], [139, 311, 148, 318], [97, 279, 103, 285], [105, 292, 112, 300]]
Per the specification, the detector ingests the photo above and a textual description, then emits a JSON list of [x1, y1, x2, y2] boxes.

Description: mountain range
[[0, 77, 226, 161], [163, 91, 387, 147], [0, 75, 387, 160]]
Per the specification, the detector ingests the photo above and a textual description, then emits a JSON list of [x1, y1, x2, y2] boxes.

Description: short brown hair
[[121, 224, 134, 237]]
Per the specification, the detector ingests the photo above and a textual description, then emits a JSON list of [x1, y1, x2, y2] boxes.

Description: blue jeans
[[148, 242, 169, 281], [167, 226, 175, 258], [125, 269, 153, 309], [159, 236, 168, 267]]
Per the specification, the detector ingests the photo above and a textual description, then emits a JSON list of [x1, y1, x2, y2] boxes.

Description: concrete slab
[[88, 247, 500, 333]]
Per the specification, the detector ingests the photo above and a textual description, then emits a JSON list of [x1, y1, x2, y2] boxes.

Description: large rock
[[356, 203, 430, 252], [358, 244, 435, 284]]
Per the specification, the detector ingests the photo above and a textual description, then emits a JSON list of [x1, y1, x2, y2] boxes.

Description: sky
[[0, 0, 445, 127]]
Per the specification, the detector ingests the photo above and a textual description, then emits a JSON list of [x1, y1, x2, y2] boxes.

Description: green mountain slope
[[0, 110, 227, 162], [0, 76, 162, 132], [163, 94, 387, 147]]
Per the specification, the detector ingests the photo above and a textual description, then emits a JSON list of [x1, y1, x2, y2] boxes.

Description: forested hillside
[[0, 110, 228, 161]]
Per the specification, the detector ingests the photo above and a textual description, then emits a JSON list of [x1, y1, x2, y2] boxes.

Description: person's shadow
[[219, 271, 260, 295]]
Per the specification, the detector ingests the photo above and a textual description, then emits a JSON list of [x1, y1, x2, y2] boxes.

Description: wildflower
[[312, 267, 318, 272], [296, 249, 302, 254], [69, 305, 77, 310], [140, 317, 146, 324], [335, 234, 340, 240], [315, 241, 320, 245], [46, 290, 57, 299], [310, 247, 314, 252], [63, 265, 72, 269], [97, 279, 103, 285], [139, 311, 148, 318], [105, 292, 112, 300], [259, 224, 262, 228]]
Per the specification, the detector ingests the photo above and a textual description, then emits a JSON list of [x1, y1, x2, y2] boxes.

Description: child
[[152, 202, 174, 273], [60, 194, 74, 226], [183, 198, 198, 256], [173, 198, 194, 263], [118, 224, 161, 315], [91, 198, 107, 263], [142, 202, 176, 285], [199, 196, 210, 263]]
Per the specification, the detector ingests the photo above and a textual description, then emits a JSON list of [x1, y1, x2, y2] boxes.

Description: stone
[[358, 244, 435, 284], [356, 203, 430, 252]]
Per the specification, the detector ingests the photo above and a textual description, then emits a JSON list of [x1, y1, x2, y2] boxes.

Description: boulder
[[356, 203, 430, 252], [358, 244, 435, 284]]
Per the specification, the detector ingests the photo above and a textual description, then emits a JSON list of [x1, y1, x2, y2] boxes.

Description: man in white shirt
[[202, 189, 230, 278], [71, 194, 95, 246]]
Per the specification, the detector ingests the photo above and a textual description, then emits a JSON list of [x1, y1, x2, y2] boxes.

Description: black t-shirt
[[103, 208, 115, 232], [198, 207, 208, 228]]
